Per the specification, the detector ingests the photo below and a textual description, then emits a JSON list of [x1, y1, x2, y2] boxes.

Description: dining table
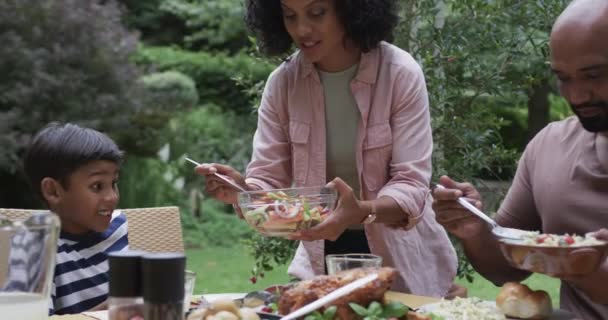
[[49, 291, 578, 320], [48, 291, 440, 320]]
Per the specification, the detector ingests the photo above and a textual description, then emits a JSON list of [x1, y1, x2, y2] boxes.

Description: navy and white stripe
[[50, 211, 129, 315]]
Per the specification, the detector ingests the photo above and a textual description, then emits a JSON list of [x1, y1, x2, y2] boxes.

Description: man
[[432, 0, 608, 318]]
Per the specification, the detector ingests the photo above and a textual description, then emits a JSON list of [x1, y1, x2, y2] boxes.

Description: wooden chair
[[0, 206, 184, 253]]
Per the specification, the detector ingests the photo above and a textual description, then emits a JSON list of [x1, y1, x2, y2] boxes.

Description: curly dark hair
[[244, 0, 399, 56]]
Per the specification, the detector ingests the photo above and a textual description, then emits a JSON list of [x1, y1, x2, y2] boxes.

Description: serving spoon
[[434, 184, 528, 241], [185, 157, 247, 192]]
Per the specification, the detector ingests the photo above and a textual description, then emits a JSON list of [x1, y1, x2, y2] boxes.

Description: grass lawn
[[187, 245, 561, 306]]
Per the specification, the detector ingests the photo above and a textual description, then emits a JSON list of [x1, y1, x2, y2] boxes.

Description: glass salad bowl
[[237, 186, 337, 237]]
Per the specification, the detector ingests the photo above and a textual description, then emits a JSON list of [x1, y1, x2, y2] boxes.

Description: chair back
[[0, 206, 184, 253], [122, 206, 185, 253]]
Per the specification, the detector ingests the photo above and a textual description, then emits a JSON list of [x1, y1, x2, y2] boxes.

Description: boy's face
[[46, 160, 120, 235]]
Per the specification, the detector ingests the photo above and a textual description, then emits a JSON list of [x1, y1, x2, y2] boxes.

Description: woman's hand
[[290, 178, 368, 241], [194, 163, 247, 204], [432, 175, 486, 240]]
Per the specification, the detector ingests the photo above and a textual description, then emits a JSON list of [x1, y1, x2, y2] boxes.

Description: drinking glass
[[1, 212, 60, 319], [325, 254, 382, 275], [183, 270, 196, 312]]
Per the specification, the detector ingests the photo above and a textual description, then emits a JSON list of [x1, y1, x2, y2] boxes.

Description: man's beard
[[570, 101, 608, 132]]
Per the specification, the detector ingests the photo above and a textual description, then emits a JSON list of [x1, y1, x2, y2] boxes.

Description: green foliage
[[242, 235, 298, 279], [304, 306, 338, 320], [348, 301, 409, 320], [140, 71, 199, 110], [118, 155, 254, 248], [168, 105, 255, 172], [496, 93, 573, 152], [133, 46, 275, 114], [118, 0, 187, 46], [160, 0, 248, 52], [114, 71, 200, 155], [182, 199, 253, 248], [119, 155, 184, 209], [395, 0, 569, 280], [0, 0, 148, 207]]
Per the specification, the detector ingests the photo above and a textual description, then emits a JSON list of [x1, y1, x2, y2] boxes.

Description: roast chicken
[[278, 267, 397, 319]]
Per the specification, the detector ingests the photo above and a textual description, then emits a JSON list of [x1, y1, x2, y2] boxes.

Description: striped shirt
[[51, 210, 129, 315]]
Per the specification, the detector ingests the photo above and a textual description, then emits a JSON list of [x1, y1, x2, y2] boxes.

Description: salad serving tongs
[[434, 184, 528, 241]]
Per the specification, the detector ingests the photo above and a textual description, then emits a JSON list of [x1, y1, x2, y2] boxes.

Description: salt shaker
[[142, 252, 186, 320], [108, 251, 145, 320]]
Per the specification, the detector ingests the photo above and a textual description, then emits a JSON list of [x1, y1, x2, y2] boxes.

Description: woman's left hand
[[290, 178, 368, 241]]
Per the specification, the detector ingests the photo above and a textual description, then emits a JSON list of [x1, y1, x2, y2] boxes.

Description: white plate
[[419, 300, 577, 320], [200, 293, 246, 302]]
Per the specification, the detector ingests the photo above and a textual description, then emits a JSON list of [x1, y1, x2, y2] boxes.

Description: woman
[[196, 0, 458, 297]]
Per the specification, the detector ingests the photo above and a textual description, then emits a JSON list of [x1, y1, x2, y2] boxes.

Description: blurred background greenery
[[1, 0, 570, 300]]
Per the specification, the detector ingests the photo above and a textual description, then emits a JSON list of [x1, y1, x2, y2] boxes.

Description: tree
[[0, 0, 146, 207], [395, 0, 569, 280]]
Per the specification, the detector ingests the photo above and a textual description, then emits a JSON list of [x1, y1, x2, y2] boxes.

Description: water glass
[[325, 254, 383, 275], [183, 270, 196, 312], [1, 212, 60, 319]]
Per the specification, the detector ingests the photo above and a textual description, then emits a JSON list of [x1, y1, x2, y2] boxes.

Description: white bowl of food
[[497, 231, 608, 277]]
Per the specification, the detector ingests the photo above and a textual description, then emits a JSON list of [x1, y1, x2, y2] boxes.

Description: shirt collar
[[297, 43, 381, 84]]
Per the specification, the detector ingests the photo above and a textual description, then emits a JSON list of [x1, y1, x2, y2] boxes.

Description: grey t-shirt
[[497, 116, 608, 319], [319, 63, 360, 195]]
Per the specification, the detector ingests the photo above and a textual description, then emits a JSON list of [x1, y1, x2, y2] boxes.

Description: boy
[[23, 122, 129, 315]]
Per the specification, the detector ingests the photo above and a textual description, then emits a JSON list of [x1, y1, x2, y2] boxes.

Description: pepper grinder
[[142, 252, 186, 320], [108, 251, 145, 320]]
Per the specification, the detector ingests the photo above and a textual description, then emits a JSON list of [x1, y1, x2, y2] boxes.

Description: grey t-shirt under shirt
[[319, 63, 360, 196]]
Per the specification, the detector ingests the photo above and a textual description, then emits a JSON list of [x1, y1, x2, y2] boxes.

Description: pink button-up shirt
[[245, 42, 457, 297]]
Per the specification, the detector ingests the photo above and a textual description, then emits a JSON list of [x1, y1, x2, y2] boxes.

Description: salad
[[241, 190, 334, 236], [521, 231, 605, 247]]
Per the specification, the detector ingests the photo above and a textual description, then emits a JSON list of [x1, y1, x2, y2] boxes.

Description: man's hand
[[559, 228, 608, 304], [432, 175, 486, 240]]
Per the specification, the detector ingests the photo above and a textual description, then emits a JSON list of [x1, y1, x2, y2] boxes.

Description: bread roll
[[496, 282, 552, 319]]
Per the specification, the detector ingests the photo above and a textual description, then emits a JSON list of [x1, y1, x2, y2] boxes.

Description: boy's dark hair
[[24, 122, 124, 200], [244, 0, 399, 56]]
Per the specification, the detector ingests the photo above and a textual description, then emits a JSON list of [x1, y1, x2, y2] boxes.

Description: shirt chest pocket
[[289, 121, 311, 185], [363, 123, 393, 191]]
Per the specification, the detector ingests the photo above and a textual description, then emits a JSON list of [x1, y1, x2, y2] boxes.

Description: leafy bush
[[167, 104, 255, 176], [496, 93, 573, 152], [119, 155, 184, 209], [118, 0, 187, 46], [395, 0, 569, 281], [160, 0, 248, 52], [182, 199, 253, 248], [0, 0, 147, 207], [133, 46, 275, 114], [140, 71, 199, 110]]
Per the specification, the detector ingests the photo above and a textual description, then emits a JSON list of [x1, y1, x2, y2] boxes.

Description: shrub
[[140, 71, 199, 110], [160, 0, 248, 52], [133, 46, 275, 114], [118, 0, 187, 46]]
